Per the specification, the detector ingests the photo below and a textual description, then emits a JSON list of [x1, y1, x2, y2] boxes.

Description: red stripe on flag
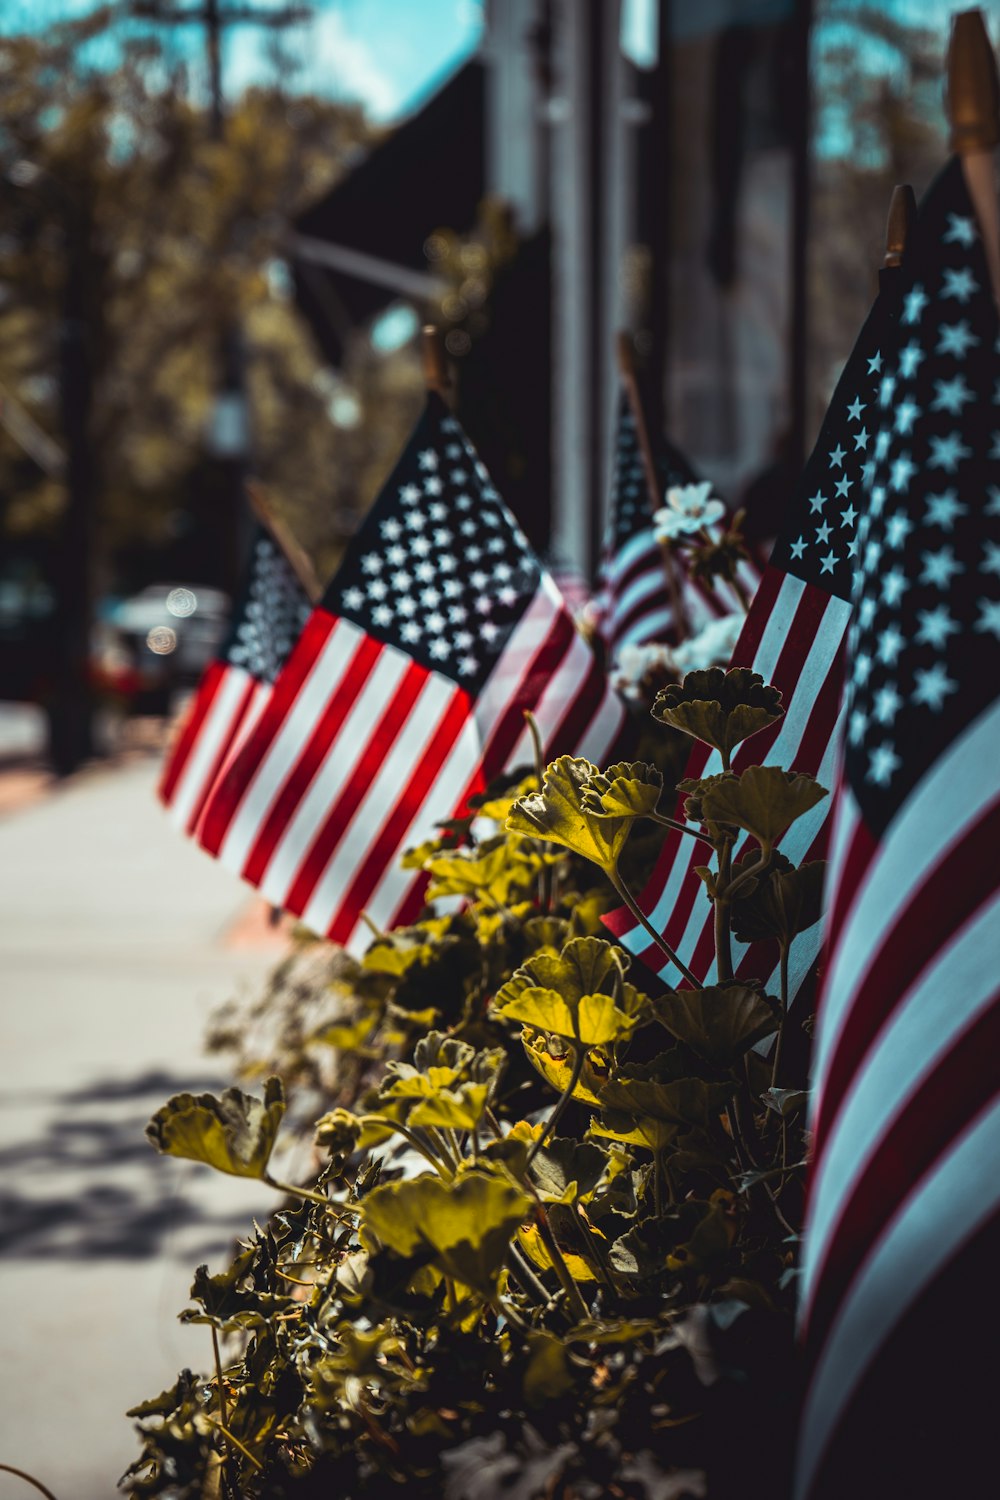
[[182, 673, 258, 835], [328, 687, 474, 944], [159, 659, 227, 805], [803, 974, 1000, 1363], [810, 799, 1000, 1165], [240, 632, 384, 888], [283, 659, 430, 915], [198, 609, 336, 856]]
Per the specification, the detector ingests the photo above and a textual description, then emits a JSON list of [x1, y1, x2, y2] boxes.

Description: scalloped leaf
[[493, 936, 645, 1045], [506, 755, 633, 874], [657, 984, 778, 1067], [580, 761, 663, 820], [653, 667, 783, 759], [699, 766, 827, 849], [424, 840, 543, 904], [730, 859, 827, 946], [145, 1077, 285, 1180], [360, 1171, 528, 1295], [521, 1032, 609, 1107]]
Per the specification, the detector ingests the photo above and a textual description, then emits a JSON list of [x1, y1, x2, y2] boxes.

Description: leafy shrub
[[127, 668, 818, 1500]]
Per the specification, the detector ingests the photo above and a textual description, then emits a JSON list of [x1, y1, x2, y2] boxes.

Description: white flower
[[610, 642, 675, 703], [653, 481, 726, 540], [671, 612, 744, 673]]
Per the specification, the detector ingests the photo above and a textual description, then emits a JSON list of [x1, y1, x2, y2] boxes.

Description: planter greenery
[[128, 667, 818, 1500]]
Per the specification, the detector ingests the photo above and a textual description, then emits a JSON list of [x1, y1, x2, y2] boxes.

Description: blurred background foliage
[[0, 9, 426, 585]]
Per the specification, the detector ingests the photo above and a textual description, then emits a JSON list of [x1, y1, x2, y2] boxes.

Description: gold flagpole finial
[[884, 184, 917, 267], [421, 324, 451, 397], [946, 9, 1000, 154]]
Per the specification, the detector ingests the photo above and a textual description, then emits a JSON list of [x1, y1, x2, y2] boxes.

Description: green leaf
[[699, 766, 827, 850], [522, 1332, 575, 1405], [652, 667, 783, 760], [599, 1056, 733, 1132], [528, 1135, 611, 1204], [590, 1110, 679, 1152], [145, 1076, 285, 1179], [360, 1170, 529, 1296], [521, 1031, 608, 1107], [730, 858, 827, 945], [657, 984, 778, 1067], [493, 936, 645, 1045], [760, 1087, 808, 1118], [424, 840, 544, 904], [580, 760, 663, 820], [408, 1082, 490, 1132], [506, 755, 633, 875]]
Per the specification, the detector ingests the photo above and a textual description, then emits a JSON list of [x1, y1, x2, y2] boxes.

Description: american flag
[[594, 392, 760, 661], [196, 395, 626, 951], [605, 271, 903, 998], [795, 157, 1000, 1500], [159, 524, 314, 836]]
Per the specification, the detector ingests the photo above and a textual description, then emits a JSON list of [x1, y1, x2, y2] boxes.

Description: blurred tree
[[0, 8, 427, 765]]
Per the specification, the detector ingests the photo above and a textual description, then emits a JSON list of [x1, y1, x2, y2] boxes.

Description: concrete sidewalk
[[0, 756, 289, 1499]]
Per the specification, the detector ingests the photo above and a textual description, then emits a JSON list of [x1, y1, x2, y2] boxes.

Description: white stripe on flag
[[813, 697, 1000, 1090], [168, 667, 254, 832], [505, 626, 598, 767], [794, 1095, 1000, 1500], [215, 619, 361, 874], [254, 649, 412, 901], [298, 671, 464, 937], [801, 888, 1000, 1315]]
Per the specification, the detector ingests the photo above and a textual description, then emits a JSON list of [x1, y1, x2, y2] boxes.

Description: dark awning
[[290, 59, 486, 364]]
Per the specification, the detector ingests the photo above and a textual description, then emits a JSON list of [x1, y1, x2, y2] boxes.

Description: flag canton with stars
[[325, 393, 541, 698], [770, 278, 903, 602], [845, 158, 1000, 835], [604, 392, 698, 550], [222, 526, 313, 684]]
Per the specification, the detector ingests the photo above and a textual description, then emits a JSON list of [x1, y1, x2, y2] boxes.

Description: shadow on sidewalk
[[0, 1067, 259, 1262]]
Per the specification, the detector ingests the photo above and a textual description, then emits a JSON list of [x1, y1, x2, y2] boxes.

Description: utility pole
[[131, 0, 308, 594]]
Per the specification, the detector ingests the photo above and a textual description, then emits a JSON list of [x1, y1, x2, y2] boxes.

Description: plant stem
[[0, 1466, 60, 1500], [211, 1326, 229, 1431], [647, 811, 716, 847], [526, 1045, 585, 1169], [713, 838, 734, 983], [207, 1419, 264, 1472], [530, 1201, 590, 1322], [523, 710, 554, 911], [509, 1241, 554, 1308], [770, 941, 790, 1089], [723, 845, 772, 904], [609, 871, 700, 988], [262, 1173, 356, 1218], [365, 1118, 456, 1180]]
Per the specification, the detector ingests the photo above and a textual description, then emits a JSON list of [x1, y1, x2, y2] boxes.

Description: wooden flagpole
[[947, 9, 1000, 307], [245, 480, 323, 605], [616, 329, 688, 639], [882, 184, 916, 269], [422, 323, 452, 404]]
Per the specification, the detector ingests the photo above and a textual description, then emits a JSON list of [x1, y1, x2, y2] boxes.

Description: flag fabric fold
[[795, 156, 1000, 1500], [196, 395, 626, 951], [159, 524, 314, 837], [604, 271, 903, 1001]]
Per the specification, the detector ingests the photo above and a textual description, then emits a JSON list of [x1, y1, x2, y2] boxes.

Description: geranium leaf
[[657, 984, 778, 1067], [527, 1135, 611, 1204], [652, 667, 783, 760], [506, 755, 633, 874], [145, 1077, 285, 1180], [521, 1032, 609, 1107], [730, 859, 828, 945], [699, 766, 827, 849], [360, 1171, 528, 1296], [580, 760, 663, 820], [493, 936, 645, 1045]]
